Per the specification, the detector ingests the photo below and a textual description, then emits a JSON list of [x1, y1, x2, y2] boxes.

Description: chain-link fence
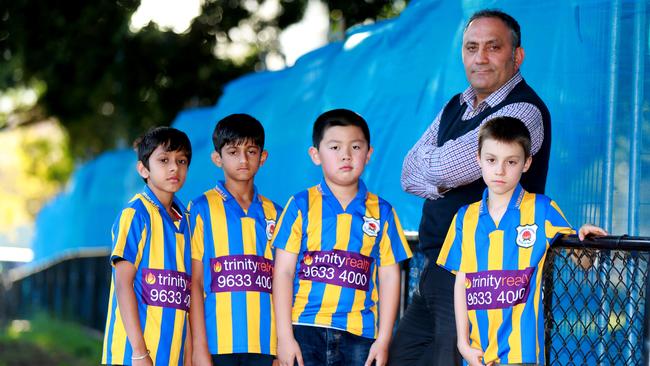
[[3, 235, 650, 364], [544, 235, 650, 366]]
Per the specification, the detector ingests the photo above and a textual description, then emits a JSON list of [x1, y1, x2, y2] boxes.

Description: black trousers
[[211, 353, 274, 366], [388, 254, 462, 366]]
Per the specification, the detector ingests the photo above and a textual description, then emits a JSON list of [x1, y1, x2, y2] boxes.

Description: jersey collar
[[214, 180, 261, 204], [141, 185, 188, 223], [318, 177, 368, 213], [479, 183, 525, 216]]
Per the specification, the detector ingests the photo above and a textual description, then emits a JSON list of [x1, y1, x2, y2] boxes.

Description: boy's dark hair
[[478, 117, 531, 158], [466, 9, 521, 48], [312, 109, 370, 148], [134, 127, 192, 180], [212, 114, 265, 153]]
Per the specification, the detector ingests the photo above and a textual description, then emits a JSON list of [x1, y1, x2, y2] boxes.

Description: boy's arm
[[184, 316, 192, 366], [546, 200, 607, 269], [189, 259, 212, 366], [454, 271, 486, 366], [114, 260, 153, 366], [273, 248, 303, 366], [364, 263, 400, 366]]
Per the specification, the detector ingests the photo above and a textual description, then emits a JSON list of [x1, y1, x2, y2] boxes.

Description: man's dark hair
[[312, 109, 370, 148], [212, 114, 265, 153], [134, 126, 192, 170], [478, 116, 531, 158], [466, 9, 521, 48]]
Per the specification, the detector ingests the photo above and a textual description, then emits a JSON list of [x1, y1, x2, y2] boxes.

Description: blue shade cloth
[[31, 0, 650, 263]]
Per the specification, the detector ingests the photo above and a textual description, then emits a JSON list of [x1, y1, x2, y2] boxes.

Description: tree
[[0, 0, 407, 243], [0, 0, 406, 159], [0, 0, 306, 158]]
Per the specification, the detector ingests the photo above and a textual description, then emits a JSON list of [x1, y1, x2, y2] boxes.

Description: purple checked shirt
[[401, 72, 544, 200]]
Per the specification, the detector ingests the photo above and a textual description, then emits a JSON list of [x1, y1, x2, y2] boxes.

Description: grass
[[0, 313, 103, 366]]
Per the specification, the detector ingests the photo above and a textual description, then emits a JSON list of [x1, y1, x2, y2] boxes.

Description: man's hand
[[277, 336, 303, 366], [364, 336, 390, 366]]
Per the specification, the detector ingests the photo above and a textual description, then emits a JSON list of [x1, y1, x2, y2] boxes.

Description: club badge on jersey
[[362, 216, 380, 237], [516, 224, 538, 248], [265, 219, 276, 240]]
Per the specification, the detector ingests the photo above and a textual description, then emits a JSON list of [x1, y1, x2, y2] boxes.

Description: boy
[[436, 117, 606, 366], [102, 127, 193, 366], [272, 108, 412, 366], [189, 114, 282, 366]]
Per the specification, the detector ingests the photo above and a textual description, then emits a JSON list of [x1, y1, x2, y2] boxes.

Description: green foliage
[[23, 133, 73, 185], [0, 121, 72, 231], [0, 314, 103, 366], [324, 0, 408, 26], [0, 0, 274, 158]]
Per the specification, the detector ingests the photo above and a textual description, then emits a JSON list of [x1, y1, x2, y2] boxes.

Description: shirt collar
[[141, 185, 188, 217], [460, 72, 523, 109], [214, 180, 261, 204], [318, 178, 368, 202], [479, 183, 525, 216]]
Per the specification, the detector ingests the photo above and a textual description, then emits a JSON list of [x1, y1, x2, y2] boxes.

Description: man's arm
[[402, 102, 544, 198], [364, 263, 401, 366], [401, 109, 445, 199]]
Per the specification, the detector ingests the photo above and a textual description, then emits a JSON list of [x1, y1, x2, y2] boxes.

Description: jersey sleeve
[[436, 211, 463, 274], [110, 207, 147, 267], [271, 196, 303, 253], [188, 199, 206, 261], [546, 200, 575, 243], [273, 201, 284, 217], [378, 207, 413, 266]]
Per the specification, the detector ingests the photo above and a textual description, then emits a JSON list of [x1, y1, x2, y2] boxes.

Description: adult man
[[388, 9, 550, 365]]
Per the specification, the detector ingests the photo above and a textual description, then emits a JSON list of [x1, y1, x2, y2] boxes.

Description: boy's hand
[[278, 337, 303, 366], [132, 355, 153, 366], [578, 224, 608, 241], [364, 336, 389, 366], [568, 224, 607, 269], [191, 348, 212, 366], [458, 343, 486, 366]]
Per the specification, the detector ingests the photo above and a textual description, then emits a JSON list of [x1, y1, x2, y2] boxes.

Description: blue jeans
[[293, 325, 375, 366]]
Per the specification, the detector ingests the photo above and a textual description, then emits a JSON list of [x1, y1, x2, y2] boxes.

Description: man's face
[[462, 17, 524, 102]]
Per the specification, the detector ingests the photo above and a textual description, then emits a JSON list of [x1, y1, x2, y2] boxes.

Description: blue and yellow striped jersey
[[437, 184, 574, 365], [272, 179, 412, 339], [189, 181, 282, 356], [102, 185, 192, 366]]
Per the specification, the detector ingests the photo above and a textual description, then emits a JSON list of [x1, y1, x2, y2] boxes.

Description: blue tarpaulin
[[32, 0, 650, 262]]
